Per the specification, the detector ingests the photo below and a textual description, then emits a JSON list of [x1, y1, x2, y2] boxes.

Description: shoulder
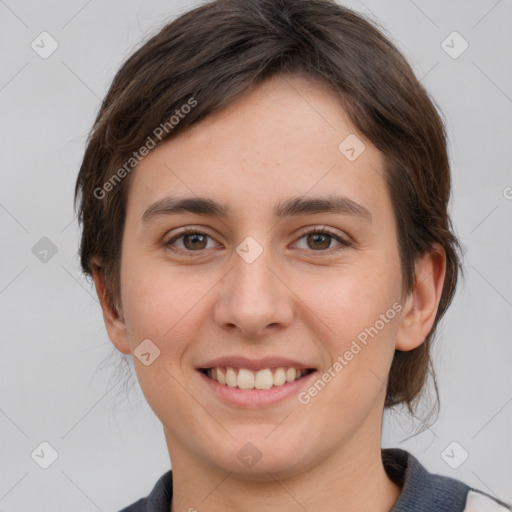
[[118, 470, 173, 512], [383, 448, 512, 512]]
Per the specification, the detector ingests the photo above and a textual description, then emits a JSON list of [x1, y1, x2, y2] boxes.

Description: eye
[[293, 226, 351, 252], [164, 228, 218, 254]]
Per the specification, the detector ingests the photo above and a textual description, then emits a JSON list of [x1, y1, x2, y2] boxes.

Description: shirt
[[118, 448, 512, 511]]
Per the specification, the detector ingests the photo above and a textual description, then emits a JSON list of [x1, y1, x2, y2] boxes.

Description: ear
[[395, 244, 447, 351], [91, 259, 131, 355]]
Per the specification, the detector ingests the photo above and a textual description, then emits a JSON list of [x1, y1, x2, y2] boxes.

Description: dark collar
[[383, 448, 468, 511]]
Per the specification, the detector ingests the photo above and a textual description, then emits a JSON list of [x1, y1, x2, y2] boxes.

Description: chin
[[204, 433, 316, 480]]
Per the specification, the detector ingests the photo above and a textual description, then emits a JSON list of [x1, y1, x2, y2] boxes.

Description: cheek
[[296, 261, 401, 341], [119, 255, 201, 349], [295, 258, 402, 408], [118, 261, 204, 417]]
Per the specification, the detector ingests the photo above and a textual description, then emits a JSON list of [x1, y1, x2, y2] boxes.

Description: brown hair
[[75, 0, 463, 421]]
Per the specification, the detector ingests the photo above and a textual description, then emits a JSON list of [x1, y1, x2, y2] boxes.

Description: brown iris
[[183, 233, 208, 250], [306, 232, 331, 250]]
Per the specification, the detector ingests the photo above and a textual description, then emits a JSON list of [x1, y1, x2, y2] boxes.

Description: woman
[[74, 0, 511, 510]]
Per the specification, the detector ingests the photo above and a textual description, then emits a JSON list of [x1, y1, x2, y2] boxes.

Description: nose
[[212, 239, 294, 340]]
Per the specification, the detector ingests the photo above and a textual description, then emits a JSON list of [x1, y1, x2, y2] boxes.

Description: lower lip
[[198, 370, 317, 408]]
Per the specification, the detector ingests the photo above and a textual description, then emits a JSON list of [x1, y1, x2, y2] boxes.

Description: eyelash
[[164, 226, 352, 256]]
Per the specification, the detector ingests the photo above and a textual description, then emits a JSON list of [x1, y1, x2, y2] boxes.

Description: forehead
[[125, 75, 390, 225]]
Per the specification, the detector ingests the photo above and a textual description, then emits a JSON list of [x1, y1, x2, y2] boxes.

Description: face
[[102, 75, 428, 479]]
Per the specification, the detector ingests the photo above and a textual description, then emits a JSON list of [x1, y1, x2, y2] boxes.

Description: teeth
[[226, 367, 237, 387], [273, 368, 286, 386], [206, 366, 310, 389], [255, 369, 273, 389], [217, 367, 226, 385], [237, 369, 255, 389], [286, 368, 297, 382]]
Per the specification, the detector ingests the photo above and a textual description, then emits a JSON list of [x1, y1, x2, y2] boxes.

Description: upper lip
[[197, 356, 316, 372]]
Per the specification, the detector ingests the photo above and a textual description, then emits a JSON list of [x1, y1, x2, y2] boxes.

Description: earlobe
[[395, 245, 447, 351], [91, 259, 131, 355]]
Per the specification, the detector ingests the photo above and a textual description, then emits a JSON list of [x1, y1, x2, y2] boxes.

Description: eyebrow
[[140, 195, 372, 223]]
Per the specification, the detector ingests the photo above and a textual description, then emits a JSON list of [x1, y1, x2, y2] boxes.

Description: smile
[[202, 366, 315, 390]]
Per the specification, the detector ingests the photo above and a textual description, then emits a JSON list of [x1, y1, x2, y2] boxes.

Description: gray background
[[1, 0, 511, 510]]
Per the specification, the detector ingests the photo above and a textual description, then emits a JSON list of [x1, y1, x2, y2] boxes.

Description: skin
[[93, 75, 446, 511]]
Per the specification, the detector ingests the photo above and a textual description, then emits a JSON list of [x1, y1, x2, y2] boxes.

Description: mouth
[[199, 366, 316, 390]]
